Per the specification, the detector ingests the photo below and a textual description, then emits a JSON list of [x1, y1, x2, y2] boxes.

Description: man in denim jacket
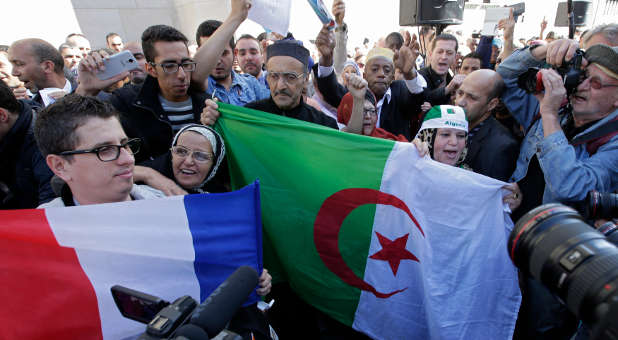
[[498, 34, 618, 218], [497, 28, 618, 339]]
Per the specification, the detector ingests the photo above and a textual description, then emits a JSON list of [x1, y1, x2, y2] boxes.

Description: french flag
[[0, 182, 263, 340]]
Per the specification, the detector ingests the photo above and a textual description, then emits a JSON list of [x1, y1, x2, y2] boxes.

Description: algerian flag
[[215, 102, 521, 339]]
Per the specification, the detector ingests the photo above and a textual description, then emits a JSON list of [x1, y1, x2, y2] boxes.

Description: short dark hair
[[257, 32, 268, 42], [141, 25, 189, 63], [66, 33, 87, 41], [238, 34, 258, 43], [106, 32, 120, 42], [0, 81, 20, 113], [25, 39, 64, 74], [196, 20, 234, 49], [431, 33, 458, 52], [385, 32, 404, 50], [34, 94, 119, 158], [462, 52, 482, 63], [58, 43, 72, 53]]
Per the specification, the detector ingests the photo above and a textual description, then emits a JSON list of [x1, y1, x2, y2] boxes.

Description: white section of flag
[[353, 142, 521, 340], [45, 196, 201, 340], [248, 0, 292, 35]]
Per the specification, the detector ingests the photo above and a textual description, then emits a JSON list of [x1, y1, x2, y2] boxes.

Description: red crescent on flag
[[313, 188, 424, 299]]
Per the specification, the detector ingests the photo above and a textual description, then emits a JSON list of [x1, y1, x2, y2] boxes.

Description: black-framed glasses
[[171, 146, 213, 163], [150, 61, 197, 74], [266, 71, 305, 84], [59, 138, 141, 162]]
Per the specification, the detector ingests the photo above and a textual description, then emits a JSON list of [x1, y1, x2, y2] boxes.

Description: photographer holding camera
[[497, 25, 618, 339]]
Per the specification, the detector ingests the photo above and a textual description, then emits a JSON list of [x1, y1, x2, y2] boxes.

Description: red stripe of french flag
[[0, 209, 103, 340]]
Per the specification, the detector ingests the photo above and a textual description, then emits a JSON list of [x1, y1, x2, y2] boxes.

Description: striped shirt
[[158, 95, 194, 132]]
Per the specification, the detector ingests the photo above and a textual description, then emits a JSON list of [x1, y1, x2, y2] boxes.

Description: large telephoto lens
[[586, 191, 618, 220], [508, 204, 618, 338]]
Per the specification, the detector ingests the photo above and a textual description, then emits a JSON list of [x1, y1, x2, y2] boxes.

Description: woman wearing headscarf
[[140, 124, 274, 340], [140, 124, 227, 193], [414, 105, 470, 168]]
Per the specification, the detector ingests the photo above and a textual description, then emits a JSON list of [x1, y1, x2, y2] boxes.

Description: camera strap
[[570, 116, 618, 155]]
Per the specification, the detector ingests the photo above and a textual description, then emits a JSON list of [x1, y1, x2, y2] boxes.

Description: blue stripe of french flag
[[0, 182, 262, 340]]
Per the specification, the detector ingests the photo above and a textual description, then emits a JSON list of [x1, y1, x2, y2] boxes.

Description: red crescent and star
[[313, 188, 424, 299]]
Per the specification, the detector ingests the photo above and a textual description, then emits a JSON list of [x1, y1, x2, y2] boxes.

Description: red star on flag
[[369, 232, 419, 276]]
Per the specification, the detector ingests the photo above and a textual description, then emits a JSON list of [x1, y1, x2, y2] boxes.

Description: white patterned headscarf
[[172, 124, 226, 192]]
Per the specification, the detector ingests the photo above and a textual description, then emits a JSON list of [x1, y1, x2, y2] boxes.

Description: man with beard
[[313, 24, 425, 139], [195, 20, 269, 106], [235, 34, 267, 87]]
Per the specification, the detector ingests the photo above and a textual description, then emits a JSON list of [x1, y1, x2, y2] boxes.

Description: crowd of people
[[1, 0, 617, 338]]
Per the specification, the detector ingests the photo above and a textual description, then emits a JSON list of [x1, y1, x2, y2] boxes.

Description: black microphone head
[[190, 266, 259, 337], [173, 324, 209, 340]]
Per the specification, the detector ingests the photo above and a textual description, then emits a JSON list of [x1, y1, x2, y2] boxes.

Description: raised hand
[[346, 73, 368, 99], [75, 51, 129, 96], [315, 24, 336, 66], [393, 33, 420, 80], [498, 8, 515, 40], [200, 99, 220, 126], [332, 0, 345, 26], [230, 0, 252, 22]]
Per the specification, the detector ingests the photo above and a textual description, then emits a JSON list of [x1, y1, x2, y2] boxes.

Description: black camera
[[508, 204, 618, 340], [573, 191, 618, 221], [517, 49, 585, 96], [111, 266, 258, 340]]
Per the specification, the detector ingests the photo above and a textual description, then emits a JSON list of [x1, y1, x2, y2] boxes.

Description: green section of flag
[[215, 102, 395, 325]]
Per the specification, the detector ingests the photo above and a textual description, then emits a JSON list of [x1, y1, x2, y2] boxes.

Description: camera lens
[[508, 203, 618, 327], [128, 58, 134, 63], [587, 191, 618, 220]]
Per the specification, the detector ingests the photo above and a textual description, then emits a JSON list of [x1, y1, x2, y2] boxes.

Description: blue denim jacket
[[497, 48, 618, 203], [207, 70, 270, 106]]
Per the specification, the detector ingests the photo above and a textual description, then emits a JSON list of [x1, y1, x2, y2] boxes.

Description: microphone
[[189, 266, 259, 337], [173, 324, 209, 340]]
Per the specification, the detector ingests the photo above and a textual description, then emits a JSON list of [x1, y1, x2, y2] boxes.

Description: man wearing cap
[[201, 39, 338, 129], [313, 24, 425, 139], [498, 32, 618, 339]]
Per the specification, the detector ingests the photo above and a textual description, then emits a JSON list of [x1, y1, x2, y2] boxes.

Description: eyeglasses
[[582, 71, 618, 90], [59, 138, 141, 162], [364, 108, 377, 117], [150, 61, 197, 74], [171, 146, 213, 163], [266, 71, 305, 84]]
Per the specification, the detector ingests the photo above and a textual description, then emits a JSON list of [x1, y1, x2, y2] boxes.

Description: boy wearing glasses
[[35, 95, 164, 207], [75, 0, 251, 164]]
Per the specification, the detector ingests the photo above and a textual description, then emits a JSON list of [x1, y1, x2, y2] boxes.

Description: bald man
[[455, 69, 519, 181], [8, 39, 75, 106]]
